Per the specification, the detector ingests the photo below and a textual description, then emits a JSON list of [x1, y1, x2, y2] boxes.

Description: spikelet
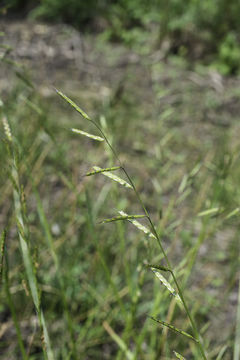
[[2, 116, 12, 142], [118, 210, 156, 238], [93, 166, 132, 189], [173, 350, 186, 359], [150, 317, 198, 343]]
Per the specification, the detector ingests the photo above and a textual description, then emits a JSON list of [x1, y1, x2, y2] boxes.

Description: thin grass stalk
[[85, 189, 128, 319], [96, 123, 207, 359], [3, 239, 28, 360], [234, 278, 240, 360], [5, 120, 54, 360], [56, 90, 207, 359], [32, 183, 77, 359], [93, 116, 207, 358]]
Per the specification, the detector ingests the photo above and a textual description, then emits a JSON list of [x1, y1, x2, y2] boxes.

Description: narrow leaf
[[118, 210, 156, 238], [217, 345, 228, 360], [151, 268, 182, 303], [41, 310, 55, 360], [198, 207, 220, 217], [56, 89, 91, 121], [225, 207, 240, 220], [101, 214, 146, 224], [103, 321, 134, 360], [86, 166, 121, 176], [93, 166, 132, 189], [173, 351, 186, 359], [71, 128, 104, 142], [178, 174, 188, 194], [150, 317, 198, 343], [234, 279, 240, 360]]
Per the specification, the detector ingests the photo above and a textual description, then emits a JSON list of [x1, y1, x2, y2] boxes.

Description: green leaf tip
[[55, 89, 91, 121], [71, 128, 104, 142], [225, 207, 240, 220], [149, 316, 199, 343], [198, 207, 220, 217]]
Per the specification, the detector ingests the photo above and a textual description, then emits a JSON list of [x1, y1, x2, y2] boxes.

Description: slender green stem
[[56, 90, 207, 358], [4, 250, 28, 360], [90, 118, 207, 359], [7, 131, 54, 360]]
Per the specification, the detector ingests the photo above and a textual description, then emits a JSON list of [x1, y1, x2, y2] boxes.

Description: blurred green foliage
[[4, 0, 240, 73]]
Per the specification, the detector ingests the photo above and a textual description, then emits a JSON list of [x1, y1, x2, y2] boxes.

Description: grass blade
[[150, 317, 198, 343], [4, 250, 28, 360], [198, 207, 220, 217], [55, 89, 91, 121], [71, 128, 104, 142], [234, 278, 240, 360], [93, 166, 132, 188], [224, 207, 240, 220], [216, 344, 228, 360], [32, 181, 77, 358], [5, 115, 54, 360], [118, 210, 156, 238], [103, 321, 134, 360]]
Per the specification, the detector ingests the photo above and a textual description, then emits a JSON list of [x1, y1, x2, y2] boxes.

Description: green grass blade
[[55, 89, 91, 121], [198, 207, 220, 217], [6, 117, 54, 359], [101, 214, 146, 224], [33, 181, 77, 358], [103, 321, 134, 360], [224, 207, 240, 220], [216, 344, 228, 360], [13, 186, 40, 311], [41, 309, 55, 360], [86, 166, 121, 176], [234, 278, 240, 360], [71, 128, 104, 141], [93, 166, 132, 188], [173, 350, 186, 359], [118, 210, 156, 238], [4, 251, 28, 360], [150, 317, 198, 343]]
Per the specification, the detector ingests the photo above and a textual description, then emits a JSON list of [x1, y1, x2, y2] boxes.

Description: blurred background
[[0, 1, 240, 359]]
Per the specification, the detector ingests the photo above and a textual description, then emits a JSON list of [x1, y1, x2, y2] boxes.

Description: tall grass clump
[[2, 116, 54, 360], [56, 89, 208, 359]]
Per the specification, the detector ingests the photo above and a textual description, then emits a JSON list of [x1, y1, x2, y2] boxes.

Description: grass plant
[[1, 42, 239, 359], [56, 89, 207, 359], [3, 116, 54, 360]]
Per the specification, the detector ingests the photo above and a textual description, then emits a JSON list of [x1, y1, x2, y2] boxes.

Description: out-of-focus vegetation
[[4, 0, 240, 74]]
